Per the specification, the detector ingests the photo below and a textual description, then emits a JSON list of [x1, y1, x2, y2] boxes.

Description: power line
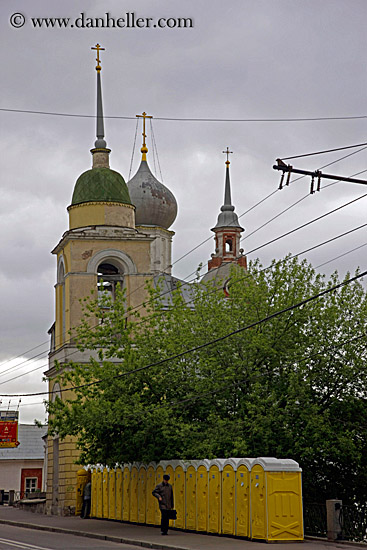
[[1, 267, 365, 398], [281, 141, 367, 161], [2, 107, 367, 123]]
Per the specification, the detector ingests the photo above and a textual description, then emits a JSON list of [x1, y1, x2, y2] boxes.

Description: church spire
[[207, 149, 246, 273], [91, 44, 110, 168]]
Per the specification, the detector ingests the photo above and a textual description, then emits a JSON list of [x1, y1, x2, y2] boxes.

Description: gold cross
[[222, 147, 233, 165], [91, 44, 105, 72], [136, 112, 153, 147]]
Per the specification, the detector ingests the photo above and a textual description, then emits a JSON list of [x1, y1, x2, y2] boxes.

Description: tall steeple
[[207, 149, 247, 273], [90, 43, 111, 168]]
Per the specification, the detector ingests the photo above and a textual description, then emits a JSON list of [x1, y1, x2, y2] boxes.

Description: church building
[[45, 45, 246, 515]]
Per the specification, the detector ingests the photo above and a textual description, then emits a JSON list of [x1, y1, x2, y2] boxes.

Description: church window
[[97, 262, 123, 307], [225, 238, 233, 253]]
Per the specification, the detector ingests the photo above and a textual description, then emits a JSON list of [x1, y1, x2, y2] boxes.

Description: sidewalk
[[0, 505, 362, 550]]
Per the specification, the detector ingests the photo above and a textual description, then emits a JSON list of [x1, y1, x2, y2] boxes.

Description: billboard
[[0, 411, 20, 448]]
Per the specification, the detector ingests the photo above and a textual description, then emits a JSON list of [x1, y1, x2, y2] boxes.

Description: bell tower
[[207, 148, 247, 273], [45, 45, 155, 515]]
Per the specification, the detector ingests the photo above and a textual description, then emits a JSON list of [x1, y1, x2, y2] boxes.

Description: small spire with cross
[[91, 43, 105, 72], [136, 111, 153, 161], [222, 147, 233, 166]]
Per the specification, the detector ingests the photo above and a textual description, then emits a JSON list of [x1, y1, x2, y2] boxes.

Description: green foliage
[[47, 258, 367, 504]]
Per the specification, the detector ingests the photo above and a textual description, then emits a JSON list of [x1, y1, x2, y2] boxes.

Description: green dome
[[71, 167, 131, 206]]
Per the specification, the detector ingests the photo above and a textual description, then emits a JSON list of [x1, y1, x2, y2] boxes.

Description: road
[[0, 524, 140, 550]]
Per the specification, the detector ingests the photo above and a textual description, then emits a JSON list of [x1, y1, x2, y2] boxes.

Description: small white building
[[0, 424, 47, 497]]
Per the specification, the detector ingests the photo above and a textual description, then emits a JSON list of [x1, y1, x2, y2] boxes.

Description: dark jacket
[[152, 481, 174, 510]]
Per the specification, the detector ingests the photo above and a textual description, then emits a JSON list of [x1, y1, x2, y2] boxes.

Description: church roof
[[71, 167, 131, 206], [128, 160, 177, 229]]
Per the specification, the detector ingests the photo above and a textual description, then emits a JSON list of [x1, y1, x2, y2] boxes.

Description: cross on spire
[[91, 43, 105, 72], [136, 112, 153, 161], [222, 147, 233, 166]]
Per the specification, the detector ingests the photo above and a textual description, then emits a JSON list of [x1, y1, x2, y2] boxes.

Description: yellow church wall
[[68, 202, 135, 231]]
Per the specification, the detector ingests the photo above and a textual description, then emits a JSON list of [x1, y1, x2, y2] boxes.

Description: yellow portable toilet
[[185, 463, 197, 531], [91, 469, 98, 518], [75, 468, 89, 516], [145, 463, 157, 525], [138, 465, 147, 524], [235, 458, 254, 537], [222, 459, 236, 535], [208, 459, 225, 534], [196, 459, 210, 532], [174, 461, 187, 529], [96, 468, 103, 518], [130, 463, 139, 522], [108, 468, 116, 520], [251, 458, 303, 542], [115, 467, 123, 521], [102, 467, 109, 518], [154, 464, 164, 525], [122, 464, 131, 521]]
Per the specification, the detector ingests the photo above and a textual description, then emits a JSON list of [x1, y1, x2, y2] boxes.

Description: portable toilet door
[[138, 465, 147, 524], [166, 463, 175, 528], [264, 458, 303, 542], [197, 460, 209, 532], [96, 468, 103, 518], [222, 459, 236, 535], [115, 467, 123, 521], [130, 464, 139, 522], [208, 459, 225, 533], [122, 465, 131, 521], [185, 464, 197, 531], [91, 469, 97, 518], [145, 463, 156, 525], [102, 467, 109, 519], [235, 459, 254, 537], [251, 461, 268, 540], [154, 464, 164, 525], [108, 469, 116, 520], [174, 462, 186, 529]]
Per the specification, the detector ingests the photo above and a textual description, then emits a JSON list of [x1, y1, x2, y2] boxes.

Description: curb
[[0, 518, 191, 550]]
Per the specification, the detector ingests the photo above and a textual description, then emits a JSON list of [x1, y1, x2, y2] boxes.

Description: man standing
[[152, 474, 174, 535]]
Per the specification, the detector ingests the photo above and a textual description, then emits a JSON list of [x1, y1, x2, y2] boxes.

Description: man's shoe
[[161, 532, 168, 535]]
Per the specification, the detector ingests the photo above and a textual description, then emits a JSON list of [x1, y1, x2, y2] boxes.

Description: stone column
[[326, 499, 342, 541]]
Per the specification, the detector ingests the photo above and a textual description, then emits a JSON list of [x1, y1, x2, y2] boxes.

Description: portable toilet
[[145, 463, 157, 525], [222, 458, 237, 535], [197, 460, 210, 532], [186, 461, 198, 531], [235, 458, 254, 537], [130, 463, 139, 522], [91, 468, 98, 518], [138, 465, 147, 524], [102, 467, 109, 518], [115, 466, 123, 521], [122, 464, 131, 521], [166, 461, 178, 528], [251, 458, 303, 542], [96, 467, 103, 518], [154, 463, 164, 525], [108, 468, 116, 520], [208, 459, 225, 533], [174, 461, 187, 529]]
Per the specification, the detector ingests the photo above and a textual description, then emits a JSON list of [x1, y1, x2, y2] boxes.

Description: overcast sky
[[1, 0, 367, 423]]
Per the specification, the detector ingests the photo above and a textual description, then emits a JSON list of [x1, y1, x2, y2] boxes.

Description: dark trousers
[[81, 498, 91, 518], [160, 509, 170, 533]]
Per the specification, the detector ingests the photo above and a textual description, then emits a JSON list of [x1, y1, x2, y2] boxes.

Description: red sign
[[0, 421, 19, 448]]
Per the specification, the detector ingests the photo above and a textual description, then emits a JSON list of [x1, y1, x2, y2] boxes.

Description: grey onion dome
[[128, 160, 177, 229]]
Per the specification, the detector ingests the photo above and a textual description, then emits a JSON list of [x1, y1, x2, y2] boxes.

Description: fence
[[303, 502, 327, 538], [340, 504, 367, 543]]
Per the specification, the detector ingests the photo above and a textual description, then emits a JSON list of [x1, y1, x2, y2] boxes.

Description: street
[[0, 524, 139, 550]]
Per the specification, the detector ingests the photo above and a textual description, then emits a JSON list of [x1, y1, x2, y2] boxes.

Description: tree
[[48, 257, 367, 504]]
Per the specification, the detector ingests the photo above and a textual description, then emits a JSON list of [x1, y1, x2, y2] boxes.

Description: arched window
[[225, 238, 233, 253], [97, 262, 124, 307], [57, 258, 66, 345]]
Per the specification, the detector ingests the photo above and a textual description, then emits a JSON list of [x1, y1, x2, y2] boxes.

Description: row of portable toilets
[[79, 457, 304, 542]]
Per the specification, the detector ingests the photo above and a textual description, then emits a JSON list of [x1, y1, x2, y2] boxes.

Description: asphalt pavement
[[0, 506, 363, 550]]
